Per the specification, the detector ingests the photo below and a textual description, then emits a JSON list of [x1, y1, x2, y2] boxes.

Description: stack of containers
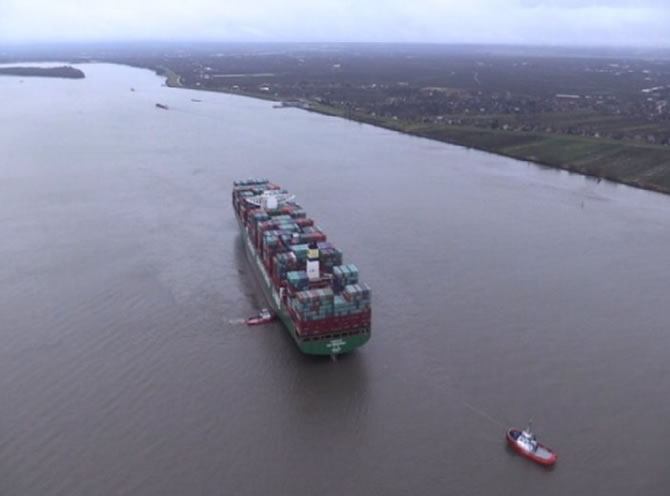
[[261, 230, 281, 251], [239, 204, 249, 222], [342, 283, 372, 313], [289, 244, 309, 264], [297, 230, 327, 245], [272, 214, 293, 223], [319, 247, 344, 274], [277, 222, 300, 235], [256, 219, 279, 247], [316, 241, 333, 250], [272, 252, 300, 284], [286, 271, 309, 292], [295, 218, 314, 229], [236, 180, 371, 335], [264, 224, 301, 266], [250, 211, 270, 226], [291, 288, 334, 323], [249, 211, 270, 244], [333, 264, 359, 292], [257, 216, 293, 233], [258, 220, 299, 250], [278, 233, 299, 250], [333, 294, 356, 317], [276, 205, 306, 218], [234, 178, 269, 187], [300, 226, 326, 244], [262, 231, 282, 266]]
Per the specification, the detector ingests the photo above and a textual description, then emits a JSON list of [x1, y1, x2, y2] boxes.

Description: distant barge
[[233, 179, 371, 355]]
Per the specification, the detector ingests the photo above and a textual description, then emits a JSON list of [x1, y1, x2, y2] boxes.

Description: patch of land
[[0, 65, 85, 79]]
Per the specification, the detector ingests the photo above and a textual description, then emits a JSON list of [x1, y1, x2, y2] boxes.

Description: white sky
[[1, 0, 669, 46]]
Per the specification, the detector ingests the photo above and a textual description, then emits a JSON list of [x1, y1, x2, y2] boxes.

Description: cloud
[[0, 0, 668, 46]]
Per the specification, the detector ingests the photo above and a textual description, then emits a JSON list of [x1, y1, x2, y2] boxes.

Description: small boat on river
[[506, 421, 557, 466], [246, 308, 276, 326]]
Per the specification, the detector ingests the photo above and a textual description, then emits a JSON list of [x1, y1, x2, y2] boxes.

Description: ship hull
[[506, 429, 558, 466], [237, 216, 370, 355]]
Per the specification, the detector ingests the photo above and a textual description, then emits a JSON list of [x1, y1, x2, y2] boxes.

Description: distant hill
[[0, 66, 85, 79]]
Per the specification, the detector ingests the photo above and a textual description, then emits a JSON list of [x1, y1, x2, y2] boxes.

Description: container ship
[[233, 179, 371, 355]]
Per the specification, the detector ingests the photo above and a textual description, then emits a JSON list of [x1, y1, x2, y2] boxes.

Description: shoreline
[[157, 67, 669, 198], [301, 104, 670, 196]]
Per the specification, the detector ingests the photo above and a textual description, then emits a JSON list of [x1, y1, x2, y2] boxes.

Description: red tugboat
[[246, 308, 276, 326], [506, 421, 557, 466]]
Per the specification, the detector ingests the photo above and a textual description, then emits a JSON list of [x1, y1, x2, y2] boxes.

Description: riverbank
[[306, 102, 670, 195], [158, 68, 283, 102], [162, 75, 670, 196], [154, 66, 182, 88]]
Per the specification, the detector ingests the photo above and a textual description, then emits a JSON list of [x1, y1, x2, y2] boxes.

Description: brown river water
[[1, 63, 669, 495]]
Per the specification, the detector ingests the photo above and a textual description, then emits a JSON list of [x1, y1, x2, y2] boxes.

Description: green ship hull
[[237, 217, 370, 355]]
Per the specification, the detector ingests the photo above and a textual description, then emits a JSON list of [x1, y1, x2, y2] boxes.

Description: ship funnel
[[306, 242, 320, 280]]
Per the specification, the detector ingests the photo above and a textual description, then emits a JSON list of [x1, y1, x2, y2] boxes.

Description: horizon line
[[2, 39, 670, 50]]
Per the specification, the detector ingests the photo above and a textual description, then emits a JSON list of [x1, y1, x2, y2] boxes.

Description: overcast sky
[[1, 0, 669, 47]]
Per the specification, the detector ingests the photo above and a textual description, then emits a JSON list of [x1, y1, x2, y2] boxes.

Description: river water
[[1, 63, 669, 495]]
